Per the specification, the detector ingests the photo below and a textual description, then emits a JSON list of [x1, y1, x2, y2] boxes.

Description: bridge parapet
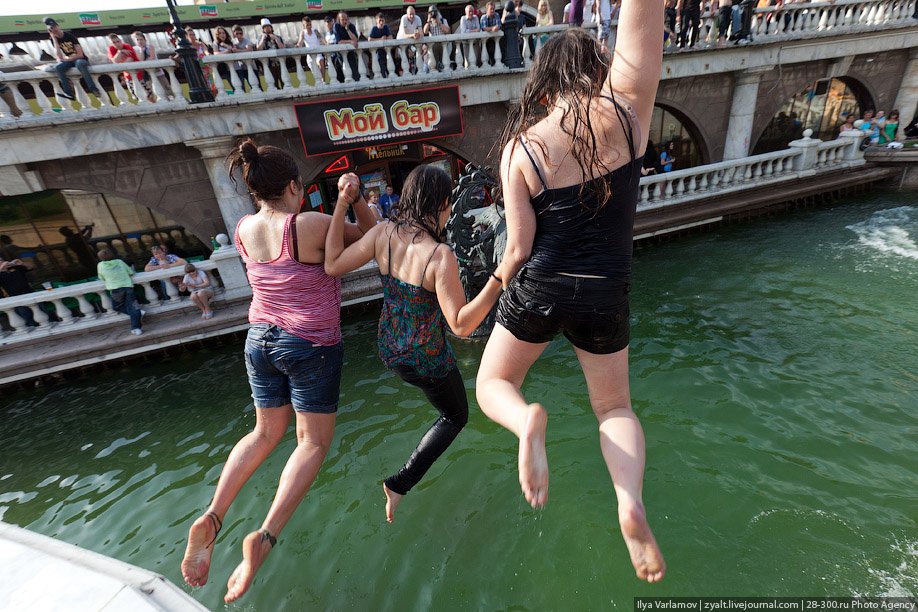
[[0, 0, 913, 129]]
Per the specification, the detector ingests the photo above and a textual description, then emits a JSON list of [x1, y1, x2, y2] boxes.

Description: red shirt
[[108, 44, 145, 80]]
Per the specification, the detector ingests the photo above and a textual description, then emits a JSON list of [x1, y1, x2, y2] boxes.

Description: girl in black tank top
[[476, 22, 667, 583]]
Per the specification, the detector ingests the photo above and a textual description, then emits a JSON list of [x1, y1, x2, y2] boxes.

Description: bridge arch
[[752, 76, 875, 155], [647, 101, 710, 169]]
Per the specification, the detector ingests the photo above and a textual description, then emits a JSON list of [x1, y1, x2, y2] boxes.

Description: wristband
[[491, 272, 502, 284]]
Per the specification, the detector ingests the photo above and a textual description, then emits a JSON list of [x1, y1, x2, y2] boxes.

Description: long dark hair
[[225, 138, 300, 205], [390, 164, 452, 242], [496, 28, 628, 207]]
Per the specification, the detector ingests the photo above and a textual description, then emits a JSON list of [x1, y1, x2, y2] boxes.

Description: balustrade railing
[[0, 0, 911, 124], [637, 134, 862, 210], [0, 258, 223, 339]]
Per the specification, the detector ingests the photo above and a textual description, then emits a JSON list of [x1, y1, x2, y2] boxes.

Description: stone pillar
[[788, 129, 820, 174], [892, 48, 918, 133], [838, 129, 867, 165], [723, 68, 771, 161], [187, 137, 254, 235], [209, 233, 252, 300]]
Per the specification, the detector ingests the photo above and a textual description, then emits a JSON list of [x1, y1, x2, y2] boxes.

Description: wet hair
[[97, 248, 115, 261], [389, 164, 452, 242], [496, 28, 627, 208], [226, 138, 300, 204], [184, 263, 196, 273]]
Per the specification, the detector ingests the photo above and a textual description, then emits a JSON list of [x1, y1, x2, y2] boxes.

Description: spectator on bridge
[[0, 257, 38, 328], [173, 28, 216, 95], [133, 31, 174, 100], [397, 6, 424, 40], [296, 16, 328, 83], [256, 18, 286, 90], [591, 0, 617, 53], [478, 0, 667, 580], [145, 243, 186, 296], [97, 248, 143, 335], [660, 141, 676, 172], [676, 0, 702, 48], [45, 17, 101, 101], [460, 4, 483, 68], [368, 13, 395, 78], [859, 109, 880, 145], [333, 12, 360, 82], [423, 5, 451, 71], [480, 2, 503, 65], [323, 16, 337, 45], [664, 0, 677, 46], [567, 0, 587, 26], [503, 0, 525, 22], [212, 26, 236, 91], [379, 185, 400, 217], [366, 191, 384, 222], [880, 109, 900, 145], [837, 113, 856, 137], [0, 69, 23, 119], [180, 262, 214, 319], [230, 25, 255, 90], [179, 140, 376, 603], [108, 33, 155, 102]]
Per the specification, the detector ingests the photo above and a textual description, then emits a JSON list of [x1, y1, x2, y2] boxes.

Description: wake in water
[[846, 206, 918, 260]]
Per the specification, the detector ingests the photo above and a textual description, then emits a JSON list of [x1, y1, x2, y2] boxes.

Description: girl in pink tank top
[[180, 139, 376, 604]]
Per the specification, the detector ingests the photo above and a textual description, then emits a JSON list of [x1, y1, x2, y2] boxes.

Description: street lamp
[[165, 0, 214, 103]]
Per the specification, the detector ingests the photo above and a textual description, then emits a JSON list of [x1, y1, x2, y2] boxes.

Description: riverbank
[[0, 167, 898, 390]]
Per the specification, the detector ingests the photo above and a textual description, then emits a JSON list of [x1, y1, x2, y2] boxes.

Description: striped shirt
[[234, 213, 342, 345]]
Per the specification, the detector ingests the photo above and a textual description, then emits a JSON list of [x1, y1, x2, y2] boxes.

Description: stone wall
[[33, 145, 223, 242]]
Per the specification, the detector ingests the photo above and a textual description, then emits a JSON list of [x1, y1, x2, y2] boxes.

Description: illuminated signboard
[[294, 86, 463, 157]]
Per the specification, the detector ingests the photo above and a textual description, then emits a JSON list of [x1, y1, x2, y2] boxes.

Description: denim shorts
[[243, 323, 344, 413], [495, 267, 630, 354]]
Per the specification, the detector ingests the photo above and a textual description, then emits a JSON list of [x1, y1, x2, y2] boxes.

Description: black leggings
[[384, 366, 468, 495]]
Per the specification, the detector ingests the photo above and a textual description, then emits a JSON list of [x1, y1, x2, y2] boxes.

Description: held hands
[[336, 173, 361, 208]]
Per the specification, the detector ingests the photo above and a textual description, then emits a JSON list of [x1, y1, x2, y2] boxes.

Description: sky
[[0, 1, 197, 17]]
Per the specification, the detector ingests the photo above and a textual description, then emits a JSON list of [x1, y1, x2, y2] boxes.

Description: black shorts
[[495, 267, 630, 354]]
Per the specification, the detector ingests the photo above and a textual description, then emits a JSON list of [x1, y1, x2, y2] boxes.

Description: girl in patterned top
[[325, 165, 506, 523]]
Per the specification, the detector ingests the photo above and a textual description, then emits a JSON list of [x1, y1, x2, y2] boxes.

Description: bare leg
[[475, 324, 550, 508], [181, 407, 291, 587], [225, 411, 336, 603], [573, 345, 666, 583], [190, 292, 204, 314]]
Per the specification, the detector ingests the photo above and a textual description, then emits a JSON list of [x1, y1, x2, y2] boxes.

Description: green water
[[1, 192, 916, 609]]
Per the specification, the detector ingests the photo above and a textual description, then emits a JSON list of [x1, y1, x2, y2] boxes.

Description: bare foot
[[181, 512, 221, 587], [224, 529, 276, 603], [518, 403, 549, 508], [383, 483, 403, 523], [619, 502, 666, 583]]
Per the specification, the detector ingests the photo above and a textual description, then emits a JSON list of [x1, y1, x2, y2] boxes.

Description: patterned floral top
[[377, 273, 456, 379]]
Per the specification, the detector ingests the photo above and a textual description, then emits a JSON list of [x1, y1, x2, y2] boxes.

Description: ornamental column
[[188, 136, 254, 235], [892, 48, 918, 133], [722, 67, 772, 161]]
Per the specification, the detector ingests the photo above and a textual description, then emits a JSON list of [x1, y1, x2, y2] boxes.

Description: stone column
[[788, 129, 820, 174], [209, 233, 252, 300], [892, 48, 918, 133], [723, 67, 772, 161], [187, 137, 254, 235]]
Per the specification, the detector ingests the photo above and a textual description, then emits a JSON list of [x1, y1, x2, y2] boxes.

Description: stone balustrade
[[0, 252, 231, 343], [0, 0, 911, 125], [638, 130, 865, 210]]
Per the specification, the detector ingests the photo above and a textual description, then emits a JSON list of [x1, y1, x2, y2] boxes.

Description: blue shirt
[[480, 13, 502, 29], [379, 193, 400, 216], [333, 22, 358, 44]]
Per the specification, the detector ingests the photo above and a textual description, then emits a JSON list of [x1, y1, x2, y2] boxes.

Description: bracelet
[[491, 272, 502, 284]]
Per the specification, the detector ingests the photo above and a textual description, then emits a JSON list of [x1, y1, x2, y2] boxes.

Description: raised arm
[[324, 181, 381, 277], [434, 249, 505, 337], [606, 0, 664, 132]]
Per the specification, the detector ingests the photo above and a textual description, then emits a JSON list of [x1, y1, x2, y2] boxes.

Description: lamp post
[[165, 0, 214, 103], [501, 0, 524, 69]]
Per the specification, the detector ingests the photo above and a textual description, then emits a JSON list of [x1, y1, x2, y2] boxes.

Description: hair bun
[[239, 140, 259, 164]]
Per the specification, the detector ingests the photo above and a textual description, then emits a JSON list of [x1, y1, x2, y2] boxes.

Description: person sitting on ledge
[[180, 262, 214, 319], [145, 244, 186, 297], [45, 17, 101, 101]]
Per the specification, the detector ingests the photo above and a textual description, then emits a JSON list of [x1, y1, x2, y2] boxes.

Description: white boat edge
[[0, 521, 207, 611]]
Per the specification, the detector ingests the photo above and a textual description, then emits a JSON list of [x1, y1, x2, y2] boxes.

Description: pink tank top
[[234, 214, 341, 345]]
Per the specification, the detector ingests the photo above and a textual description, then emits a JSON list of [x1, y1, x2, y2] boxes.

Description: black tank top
[[520, 96, 643, 285]]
